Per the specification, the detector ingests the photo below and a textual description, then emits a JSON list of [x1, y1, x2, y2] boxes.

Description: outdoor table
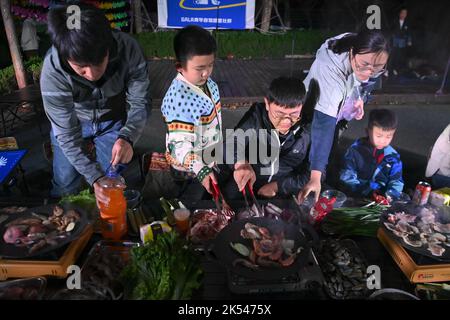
[[193, 236, 415, 300], [0, 198, 417, 300], [185, 199, 416, 299], [9, 226, 416, 300], [0, 84, 44, 136]]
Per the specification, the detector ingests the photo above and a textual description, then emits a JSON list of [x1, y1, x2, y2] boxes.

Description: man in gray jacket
[[40, 4, 150, 203]]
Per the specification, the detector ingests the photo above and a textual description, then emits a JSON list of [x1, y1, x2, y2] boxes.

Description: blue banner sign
[[158, 0, 255, 29]]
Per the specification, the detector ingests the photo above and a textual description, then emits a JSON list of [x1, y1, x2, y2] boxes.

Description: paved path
[[149, 58, 450, 106]]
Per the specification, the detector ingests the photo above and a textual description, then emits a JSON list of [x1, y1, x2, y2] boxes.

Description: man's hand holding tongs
[[233, 161, 256, 192]]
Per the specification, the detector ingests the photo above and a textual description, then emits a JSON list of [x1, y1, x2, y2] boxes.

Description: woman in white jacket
[[426, 124, 450, 189], [299, 30, 390, 203]]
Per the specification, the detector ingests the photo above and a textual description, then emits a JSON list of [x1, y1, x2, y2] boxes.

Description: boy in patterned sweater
[[160, 25, 222, 199]]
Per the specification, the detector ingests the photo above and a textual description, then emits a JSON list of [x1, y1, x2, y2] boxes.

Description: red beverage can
[[412, 181, 431, 206]]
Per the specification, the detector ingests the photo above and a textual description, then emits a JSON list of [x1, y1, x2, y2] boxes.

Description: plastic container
[[139, 221, 172, 243], [174, 208, 191, 234], [369, 288, 419, 300], [80, 240, 139, 300], [429, 188, 450, 207], [0, 277, 47, 300], [321, 189, 347, 208], [298, 192, 316, 208], [388, 191, 411, 204], [124, 189, 141, 209], [317, 239, 371, 300], [97, 165, 127, 240]]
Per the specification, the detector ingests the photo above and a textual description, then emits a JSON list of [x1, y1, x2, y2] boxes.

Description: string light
[[11, 0, 130, 30], [28, 0, 49, 8]]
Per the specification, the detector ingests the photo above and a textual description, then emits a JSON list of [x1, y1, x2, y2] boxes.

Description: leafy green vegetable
[[59, 189, 97, 214], [121, 231, 202, 300], [320, 205, 387, 237]]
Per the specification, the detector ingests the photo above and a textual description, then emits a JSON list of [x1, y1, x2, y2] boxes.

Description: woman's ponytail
[[328, 33, 358, 54], [328, 29, 390, 55]]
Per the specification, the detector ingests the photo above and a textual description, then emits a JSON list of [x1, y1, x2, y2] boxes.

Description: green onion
[[320, 204, 388, 237]]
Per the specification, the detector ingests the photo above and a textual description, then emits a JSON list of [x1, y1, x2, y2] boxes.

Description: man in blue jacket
[[40, 4, 150, 203], [340, 109, 404, 200]]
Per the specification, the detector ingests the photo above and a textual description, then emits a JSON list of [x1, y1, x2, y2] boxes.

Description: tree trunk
[[1, 0, 27, 89], [283, 0, 291, 28], [134, 0, 143, 34], [261, 0, 273, 32]]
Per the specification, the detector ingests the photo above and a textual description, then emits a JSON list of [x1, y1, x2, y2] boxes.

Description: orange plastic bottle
[[97, 165, 127, 240]]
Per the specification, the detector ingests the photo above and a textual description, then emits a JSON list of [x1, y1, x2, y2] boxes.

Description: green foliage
[[0, 66, 16, 96], [0, 56, 44, 95], [134, 30, 332, 59], [25, 56, 44, 82], [134, 31, 176, 58], [213, 30, 331, 58]]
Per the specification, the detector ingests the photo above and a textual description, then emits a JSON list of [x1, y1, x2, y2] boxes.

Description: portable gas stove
[[0, 200, 94, 280], [227, 248, 324, 294], [378, 228, 450, 283], [0, 225, 93, 280]]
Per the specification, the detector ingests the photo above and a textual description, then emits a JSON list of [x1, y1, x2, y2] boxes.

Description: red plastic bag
[[310, 196, 336, 225], [372, 192, 390, 205]]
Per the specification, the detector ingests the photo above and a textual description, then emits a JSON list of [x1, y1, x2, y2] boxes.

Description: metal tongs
[[242, 181, 263, 216], [211, 180, 225, 212]]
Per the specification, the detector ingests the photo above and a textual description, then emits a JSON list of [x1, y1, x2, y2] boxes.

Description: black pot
[[209, 217, 318, 280]]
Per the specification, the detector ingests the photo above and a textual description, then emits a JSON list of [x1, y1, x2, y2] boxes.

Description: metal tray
[[0, 203, 91, 259], [380, 203, 450, 262]]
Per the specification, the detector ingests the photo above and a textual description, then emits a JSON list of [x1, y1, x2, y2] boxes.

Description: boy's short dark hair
[[368, 108, 398, 131], [266, 77, 305, 108], [47, 4, 113, 65], [174, 25, 217, 66]]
